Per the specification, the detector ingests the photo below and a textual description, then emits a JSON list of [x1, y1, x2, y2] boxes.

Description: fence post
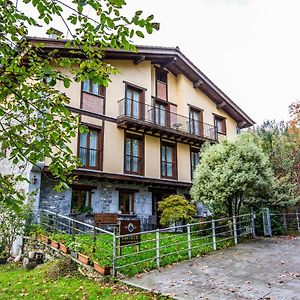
[[212, 220, 217, 251], [283, 213, 287, 233], [54, 213, 58, 233], [92, 226, 96, 254], [233, 216, 238, 245], [72, 219, 75, 241], [187, 224, 191, 259], [296, 208, 300, 233], [156, 229, 160, 268], [251, 212, 256, 238], [112, 227, 117, 277]]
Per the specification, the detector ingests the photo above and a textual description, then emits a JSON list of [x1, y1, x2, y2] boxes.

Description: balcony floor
[[117, 116, 217, 145]]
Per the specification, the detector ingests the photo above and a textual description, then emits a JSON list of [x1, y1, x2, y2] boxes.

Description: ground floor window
[[71, 187, 92, 214], [119, 191, 134, 214]]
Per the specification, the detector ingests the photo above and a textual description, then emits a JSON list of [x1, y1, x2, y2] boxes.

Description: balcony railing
[[117, 98, 217, 142]]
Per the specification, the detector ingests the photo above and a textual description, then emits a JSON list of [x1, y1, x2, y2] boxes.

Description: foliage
[[26, 223, 46, 236], [158, 194, 197, 227], [0, 261, 161, 300], [0, 0, 159, 210], [191, 134, 275, 217], [288, 100, 300, 143], [254, 120, 300, 207], [0, 203, 32, 255], [43, 231, 233, 277]]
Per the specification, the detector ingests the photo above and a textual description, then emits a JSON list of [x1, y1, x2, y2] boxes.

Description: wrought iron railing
[[118, 98, 217, 141]]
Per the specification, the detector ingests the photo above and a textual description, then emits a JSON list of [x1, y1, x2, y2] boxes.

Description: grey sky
[[24, 0, 300, 125]]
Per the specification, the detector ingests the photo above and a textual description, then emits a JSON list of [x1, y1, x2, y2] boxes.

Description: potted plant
[[77, 252, 89, 265], [67, 241, 81, 259], [50, 239, 60, 249], [59, 243, 70, 254], [93, 261, 111, 275]]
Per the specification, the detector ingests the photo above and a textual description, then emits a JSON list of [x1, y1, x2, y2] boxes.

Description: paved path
[[124, 237, 300, 300]]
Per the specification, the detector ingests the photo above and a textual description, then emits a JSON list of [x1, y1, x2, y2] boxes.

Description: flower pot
[[51, 240, 60, 249], [93, 261, 111, 275], [77, 253, 89, 265], [59, 244, 70, 254], [70, 251, 77, 259], [39, 235, 50, 244], [0, 257, 8, 264]]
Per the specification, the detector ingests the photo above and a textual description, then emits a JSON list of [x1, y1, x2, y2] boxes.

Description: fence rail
[[38, 209, 300, 277]]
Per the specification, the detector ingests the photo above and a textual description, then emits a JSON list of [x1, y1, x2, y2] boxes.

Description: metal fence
[[38, 210, 255, 277], [113, 213, 254, 276]]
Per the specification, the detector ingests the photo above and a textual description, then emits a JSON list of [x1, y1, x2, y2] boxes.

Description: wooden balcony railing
[[117, 98, 217, 142]]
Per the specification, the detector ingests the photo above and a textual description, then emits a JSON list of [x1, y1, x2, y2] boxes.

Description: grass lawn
[[49, 230, 238, 277], [0, 261, 165, 300]]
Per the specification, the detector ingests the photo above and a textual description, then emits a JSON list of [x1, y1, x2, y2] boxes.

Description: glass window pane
[[92, 83, 99, 95], [125, 98, 131, 116], [125, 154, 131, 172], [160, 105, 166, 126], [89, 149, 97, 167], [161, 145, 165, 162], [133, 99, 139, 118], [79, 133, 87, 148], [132, 156, 138, 173], [167, 162, 172, 177], [166, 146, 172, 162], [79, 147, 87, 166], [132, 140, 139, 156], [155, 104, 159, 124], [83, 80, 89, 92], [89, 131, 97, 149]]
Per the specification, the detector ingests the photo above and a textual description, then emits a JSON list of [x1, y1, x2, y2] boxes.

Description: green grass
[[48, 230, 237, 277], [0, 262, 163, 300]]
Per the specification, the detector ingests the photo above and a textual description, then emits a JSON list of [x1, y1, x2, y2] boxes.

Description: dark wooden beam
[[217, 101, 226, 109], [193, 80, 204, 88], [134, 55, 146, 65], [160, 57, 177, 69]]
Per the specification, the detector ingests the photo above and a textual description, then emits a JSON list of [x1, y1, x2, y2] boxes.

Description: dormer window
[[156, 68, 168, 100]]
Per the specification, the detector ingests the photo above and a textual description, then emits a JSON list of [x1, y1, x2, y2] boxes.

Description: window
[[71, 187, 92, 213], [156, 68, 168, 100], [189, 108, 203, 136], [124, 133, 144, 175], [191, 148, 200, 179], [161, 141, 177, 179], [214, 116, 226, 135], [154, 101, 168, 126], [81, 79, 105, 115], [125, 86, 143, 119], [119, 191, 134, 214], [82, 79, 105, 96], [78, 128, 101, 169]]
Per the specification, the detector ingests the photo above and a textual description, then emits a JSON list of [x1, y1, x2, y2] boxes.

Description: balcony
[[117, 98, 217, 144]]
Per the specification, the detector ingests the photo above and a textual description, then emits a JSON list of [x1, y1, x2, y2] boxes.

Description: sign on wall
[[119, 220, 141, 247]]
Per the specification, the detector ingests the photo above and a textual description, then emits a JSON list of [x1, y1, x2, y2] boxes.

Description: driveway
[[124, 237, 300, 299]]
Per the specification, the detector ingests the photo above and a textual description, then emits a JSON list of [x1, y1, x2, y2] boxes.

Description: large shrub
[[158, 194, 197, 227]]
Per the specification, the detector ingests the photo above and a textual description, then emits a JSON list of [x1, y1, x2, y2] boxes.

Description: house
[[25, 37, 254, 228]]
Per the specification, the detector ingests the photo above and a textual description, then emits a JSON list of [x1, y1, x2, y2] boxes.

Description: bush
[[158, 194, 197, 227]]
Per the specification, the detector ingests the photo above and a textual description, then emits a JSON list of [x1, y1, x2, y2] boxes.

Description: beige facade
[[30, 37, 254, 222]]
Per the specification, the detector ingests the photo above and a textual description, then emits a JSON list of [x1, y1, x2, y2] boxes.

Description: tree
[[0, 0, 159, 210], [158, 194, 197, 227], [255, 120, 300, 205], [190, 134, 275, 217]]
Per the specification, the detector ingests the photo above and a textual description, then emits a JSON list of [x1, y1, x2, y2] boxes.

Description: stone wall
[[39, 175, 152, 218]]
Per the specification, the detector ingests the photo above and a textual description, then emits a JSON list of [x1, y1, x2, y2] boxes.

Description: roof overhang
[[27, 36, 255, 128]]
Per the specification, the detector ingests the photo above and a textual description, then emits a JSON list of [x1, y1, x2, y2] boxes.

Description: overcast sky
[[24, 0, 300, 125]]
